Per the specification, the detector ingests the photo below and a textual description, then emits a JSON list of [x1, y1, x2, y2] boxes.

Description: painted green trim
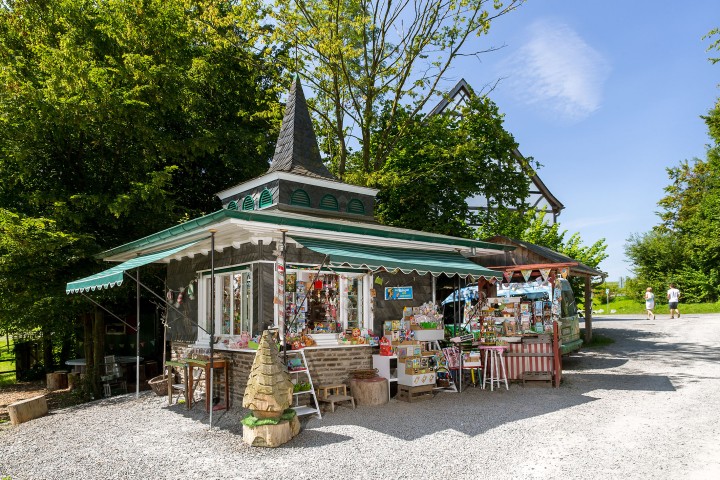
[[99, 209, 514, 259], [346, 198, 365, 215], [200, 264, 251, 276], [258, 189, 273, 208], [290, 189, 312, 208], [318, 193, 339, 211], [241, 195, 255, 211], [227, 200, 238, 211]]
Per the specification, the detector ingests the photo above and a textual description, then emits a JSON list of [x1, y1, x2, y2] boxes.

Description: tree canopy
[[367, 95, 531, 238], [0, 0, 284, 337], [272, 0, 525, 178]]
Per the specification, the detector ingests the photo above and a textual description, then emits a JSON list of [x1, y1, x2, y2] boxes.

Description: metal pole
[[209, 230, 216, 428], [281, 230, 287, 367], [136, 269, 140, 398]]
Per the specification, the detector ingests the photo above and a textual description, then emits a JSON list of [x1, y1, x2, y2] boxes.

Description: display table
[[66, 356, 144, 374], [185, 358, 230, 412]]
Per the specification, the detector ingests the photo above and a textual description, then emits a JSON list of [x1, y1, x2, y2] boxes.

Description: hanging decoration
[[561, 267, 569, 279], [503, 271, 513, 283], [539, 268, 552, 281], [521, 269, 532, 282]]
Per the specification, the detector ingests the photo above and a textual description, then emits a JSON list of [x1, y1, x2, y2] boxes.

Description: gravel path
[[2, 314, 719, 480]]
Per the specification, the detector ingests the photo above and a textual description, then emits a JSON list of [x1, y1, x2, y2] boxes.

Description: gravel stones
[[1, 314, 720, 479]]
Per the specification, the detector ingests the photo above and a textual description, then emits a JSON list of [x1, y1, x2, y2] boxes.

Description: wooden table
[[185, 358, 230, 412]]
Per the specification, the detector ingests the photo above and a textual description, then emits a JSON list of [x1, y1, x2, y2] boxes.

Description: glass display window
[[198, 268, 253, 342], [282, 269, 367, 334]]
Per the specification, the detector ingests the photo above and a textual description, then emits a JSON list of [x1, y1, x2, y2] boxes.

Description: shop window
[[346, 198, 365, 215], [241, 195, 255, 211], [290, 189, 311, 208], [227, 200, 238, 211], [319, 194, 339, 211], [199, 270, 253, 340], [258, 189, 273, 209], [282, 271, 365, 334]]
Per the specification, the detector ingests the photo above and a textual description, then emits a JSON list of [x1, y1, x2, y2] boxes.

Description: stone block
[[8, 395, 48, 426]]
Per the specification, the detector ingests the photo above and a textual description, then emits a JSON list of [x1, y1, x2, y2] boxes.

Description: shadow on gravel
[[80, 323, 713, 445], [290, 324, 709, 443]]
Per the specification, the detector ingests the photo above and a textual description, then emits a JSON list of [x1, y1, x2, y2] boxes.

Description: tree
[[0, 0, 284, 369], [368, 95, 531, 237], [272, 0, 525, 177]]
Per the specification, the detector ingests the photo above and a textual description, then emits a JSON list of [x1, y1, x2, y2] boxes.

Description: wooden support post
[[553, 321, 562, 388], [584, 276, 593, 344]]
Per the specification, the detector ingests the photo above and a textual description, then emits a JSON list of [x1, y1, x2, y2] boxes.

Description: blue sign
[[384, 286, 413, 300]]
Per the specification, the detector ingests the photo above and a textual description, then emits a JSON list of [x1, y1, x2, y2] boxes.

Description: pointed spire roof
[[268, 77, 337, 180]]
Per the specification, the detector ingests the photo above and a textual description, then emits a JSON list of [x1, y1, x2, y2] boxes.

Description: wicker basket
[[148, 374, 169, 396]]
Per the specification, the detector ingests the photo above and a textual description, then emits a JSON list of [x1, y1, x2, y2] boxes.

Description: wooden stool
[[316, 384, 355, 412], [480, 346, 509, 391]]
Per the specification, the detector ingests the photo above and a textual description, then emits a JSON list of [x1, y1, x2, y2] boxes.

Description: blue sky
[[449, 0, 719, 281]]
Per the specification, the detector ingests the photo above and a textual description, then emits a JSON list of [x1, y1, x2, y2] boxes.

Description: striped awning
[[66, 241, 198, 294], [291, 236, 501, 279]]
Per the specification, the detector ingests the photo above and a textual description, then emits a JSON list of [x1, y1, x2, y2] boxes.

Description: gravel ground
[[1, 314, 719, 480]]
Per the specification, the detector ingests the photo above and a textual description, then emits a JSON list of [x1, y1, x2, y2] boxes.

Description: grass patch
[[582, 297, 720, 315], [581, 330, 615, 348], [0, 336, 15, 386]]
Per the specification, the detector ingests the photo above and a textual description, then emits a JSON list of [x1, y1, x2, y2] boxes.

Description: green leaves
[[0, 0, 284, 334], [368, 95, 530, 238]]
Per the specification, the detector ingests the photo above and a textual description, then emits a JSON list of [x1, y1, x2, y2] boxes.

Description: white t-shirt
[[667, 288, 680, 302]]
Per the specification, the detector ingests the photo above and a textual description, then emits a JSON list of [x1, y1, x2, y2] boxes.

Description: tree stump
[[349, 377, 388, 406], [46, 371, 68, 391], [67, 372, 80, 391]]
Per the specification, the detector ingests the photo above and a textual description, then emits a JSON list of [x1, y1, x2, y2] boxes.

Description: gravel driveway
[[1, 314, 719, 480]]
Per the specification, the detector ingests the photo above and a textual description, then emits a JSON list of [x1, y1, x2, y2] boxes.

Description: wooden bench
[[317, 384, 355, 412], [8, 395, 48, 425]]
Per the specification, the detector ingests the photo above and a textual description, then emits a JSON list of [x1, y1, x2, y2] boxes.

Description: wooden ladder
[[286, 349, 322, 419]]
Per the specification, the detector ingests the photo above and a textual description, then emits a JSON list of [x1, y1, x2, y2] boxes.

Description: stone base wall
[[170, 343, 373, 408]]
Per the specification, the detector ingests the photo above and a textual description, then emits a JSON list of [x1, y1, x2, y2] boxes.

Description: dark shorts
[[669, 302, 678, 309]]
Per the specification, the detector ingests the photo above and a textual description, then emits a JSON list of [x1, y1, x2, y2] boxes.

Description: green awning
[[66, 241, 199, 294], [291, 236, 502, 279]]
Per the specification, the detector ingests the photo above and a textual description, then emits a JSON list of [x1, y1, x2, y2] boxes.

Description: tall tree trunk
[[92, 308, 105, 398], [41, 326, 53, 372]]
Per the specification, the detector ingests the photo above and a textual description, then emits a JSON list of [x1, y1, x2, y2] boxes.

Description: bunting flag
[[489, 277, 497, 284], [503, 271, 513, 283], [521, 269, 532, 282], [561, 267, 569, 279], [374, 276, 384, 285], [539, 268, 552, 281]]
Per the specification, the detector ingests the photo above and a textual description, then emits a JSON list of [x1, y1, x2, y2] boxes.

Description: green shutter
[[227, 200, 238, 210], [347, 198, 365, 215], [290, 189, 311, 208], [241, 195, 255, 211], [258, 189, 273, 209], [319, 194, 339, 211]]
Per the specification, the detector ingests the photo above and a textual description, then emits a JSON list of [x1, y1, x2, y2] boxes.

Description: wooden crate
[[522, 371, 552, 386], [397, 384, 434, 403]]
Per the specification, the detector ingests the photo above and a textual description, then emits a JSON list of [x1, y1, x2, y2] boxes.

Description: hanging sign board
[[384, 286, 413, 300]]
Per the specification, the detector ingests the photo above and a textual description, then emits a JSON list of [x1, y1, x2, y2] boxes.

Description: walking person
[[644, 287, 655, 320], [667, 283, 681, 318]]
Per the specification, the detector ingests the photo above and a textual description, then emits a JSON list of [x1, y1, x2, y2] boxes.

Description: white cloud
[[498, 19, 611, 121]]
